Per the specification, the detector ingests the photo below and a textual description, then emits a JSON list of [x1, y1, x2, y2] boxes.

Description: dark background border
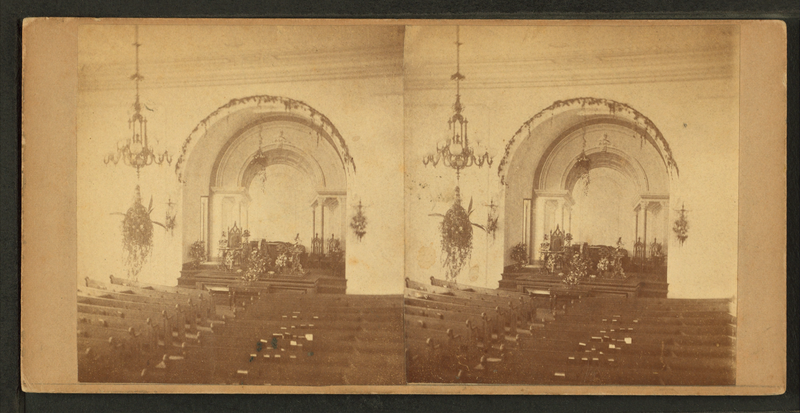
[[3, 1, 797, 412]]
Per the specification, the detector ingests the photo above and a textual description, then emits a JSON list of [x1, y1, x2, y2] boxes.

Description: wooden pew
[[404, 282, 736, 386]]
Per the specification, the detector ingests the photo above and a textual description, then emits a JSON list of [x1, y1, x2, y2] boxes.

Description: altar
[[177, 267, 346, 295], [179, 220, 347, 294], [499, 272, 668, 298], [176, 100, 355, 293]]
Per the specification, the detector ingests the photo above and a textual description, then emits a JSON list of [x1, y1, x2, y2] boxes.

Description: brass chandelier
[[105, 26, 171, 177], [422, 26, 492, 181]]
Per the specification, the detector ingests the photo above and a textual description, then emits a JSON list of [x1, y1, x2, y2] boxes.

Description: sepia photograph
[[19, 18, 786, 394], [75, 23, 406, 385], [404, 24, 739, 385]]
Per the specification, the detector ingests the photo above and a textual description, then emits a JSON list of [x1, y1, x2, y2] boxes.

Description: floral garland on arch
[[498, 97, 680, 186], [174, 95, 356, 183]]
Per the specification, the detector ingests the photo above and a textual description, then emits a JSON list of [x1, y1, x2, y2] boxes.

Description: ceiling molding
[[80, 46, 403, 92]]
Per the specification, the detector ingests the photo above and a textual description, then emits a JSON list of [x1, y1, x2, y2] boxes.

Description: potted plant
[[241, 249, 266, 283], [563, 252, 588, 287], [189, 240, 206, 269], [510, 242, 528, 271]]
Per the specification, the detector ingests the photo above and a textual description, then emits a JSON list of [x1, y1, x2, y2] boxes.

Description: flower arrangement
[[575, 152, 591, 195], [433, 187, 485, 281], [595, 241, 627, 279], [119, 185, 165, 281], [545, 255, 557, 274], [189, 240, 206, 269], [164, 214, 177, 235], [596, 257, 610, 273], [242, 249, 266, 283], [350, 201, 367, 241], [486, 212, 499, 240], [275, 253, 288, 270], [673, 204, 689, 246], [510, 242, 528, 270], [328, 237, 341, 254], [563, 252, 588, 287], [612, 238, 627, 278]]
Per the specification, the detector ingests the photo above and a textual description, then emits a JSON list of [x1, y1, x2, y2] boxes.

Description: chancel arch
[[499, 98, 677, 295], [177, 95, 353, 291]]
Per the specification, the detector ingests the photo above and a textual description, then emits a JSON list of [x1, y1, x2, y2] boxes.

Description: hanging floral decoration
[[673, 203, 689, 245], [116, 185, 166, 281], [574, 124, 592, 196], [350, 200, 367, 241], [486, 200, 499, 240], [486, 213, 499, 240], [430, 187, 486, 281], [164, 198, 177, 236], [164, 214, 177, 235]]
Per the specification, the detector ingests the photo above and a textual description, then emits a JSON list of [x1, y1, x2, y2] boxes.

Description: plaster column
[[643, 202, 649, 258], [555, 198, 565, 232], [533, 197, 545, 263], [634, 204, 641, 247], [320, 198, 326, 249], [661, 201, 671, 255], [339, 196, 347, 250], [312, 203, 317, 240]]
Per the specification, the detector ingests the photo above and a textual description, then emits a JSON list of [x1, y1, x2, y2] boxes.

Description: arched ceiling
[[212, 119, 346, 192], [499, 97, 678, 189]]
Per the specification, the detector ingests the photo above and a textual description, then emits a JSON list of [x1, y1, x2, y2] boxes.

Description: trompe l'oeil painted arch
[[497, 97, 678, 287]]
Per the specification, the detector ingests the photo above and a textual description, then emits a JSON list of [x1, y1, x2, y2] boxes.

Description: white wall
[[77, 23, 740, 299], [77, 24, 405, 294], [404, 24, 739, 299]]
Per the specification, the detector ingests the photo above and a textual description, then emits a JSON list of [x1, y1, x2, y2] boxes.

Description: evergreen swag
[[431, 187, 485, 281]]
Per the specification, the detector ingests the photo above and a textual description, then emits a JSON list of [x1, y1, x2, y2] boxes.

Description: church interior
[[76, 23, 739, 385], [403, 24, 738, 384], [77, 24, 407, 384]]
